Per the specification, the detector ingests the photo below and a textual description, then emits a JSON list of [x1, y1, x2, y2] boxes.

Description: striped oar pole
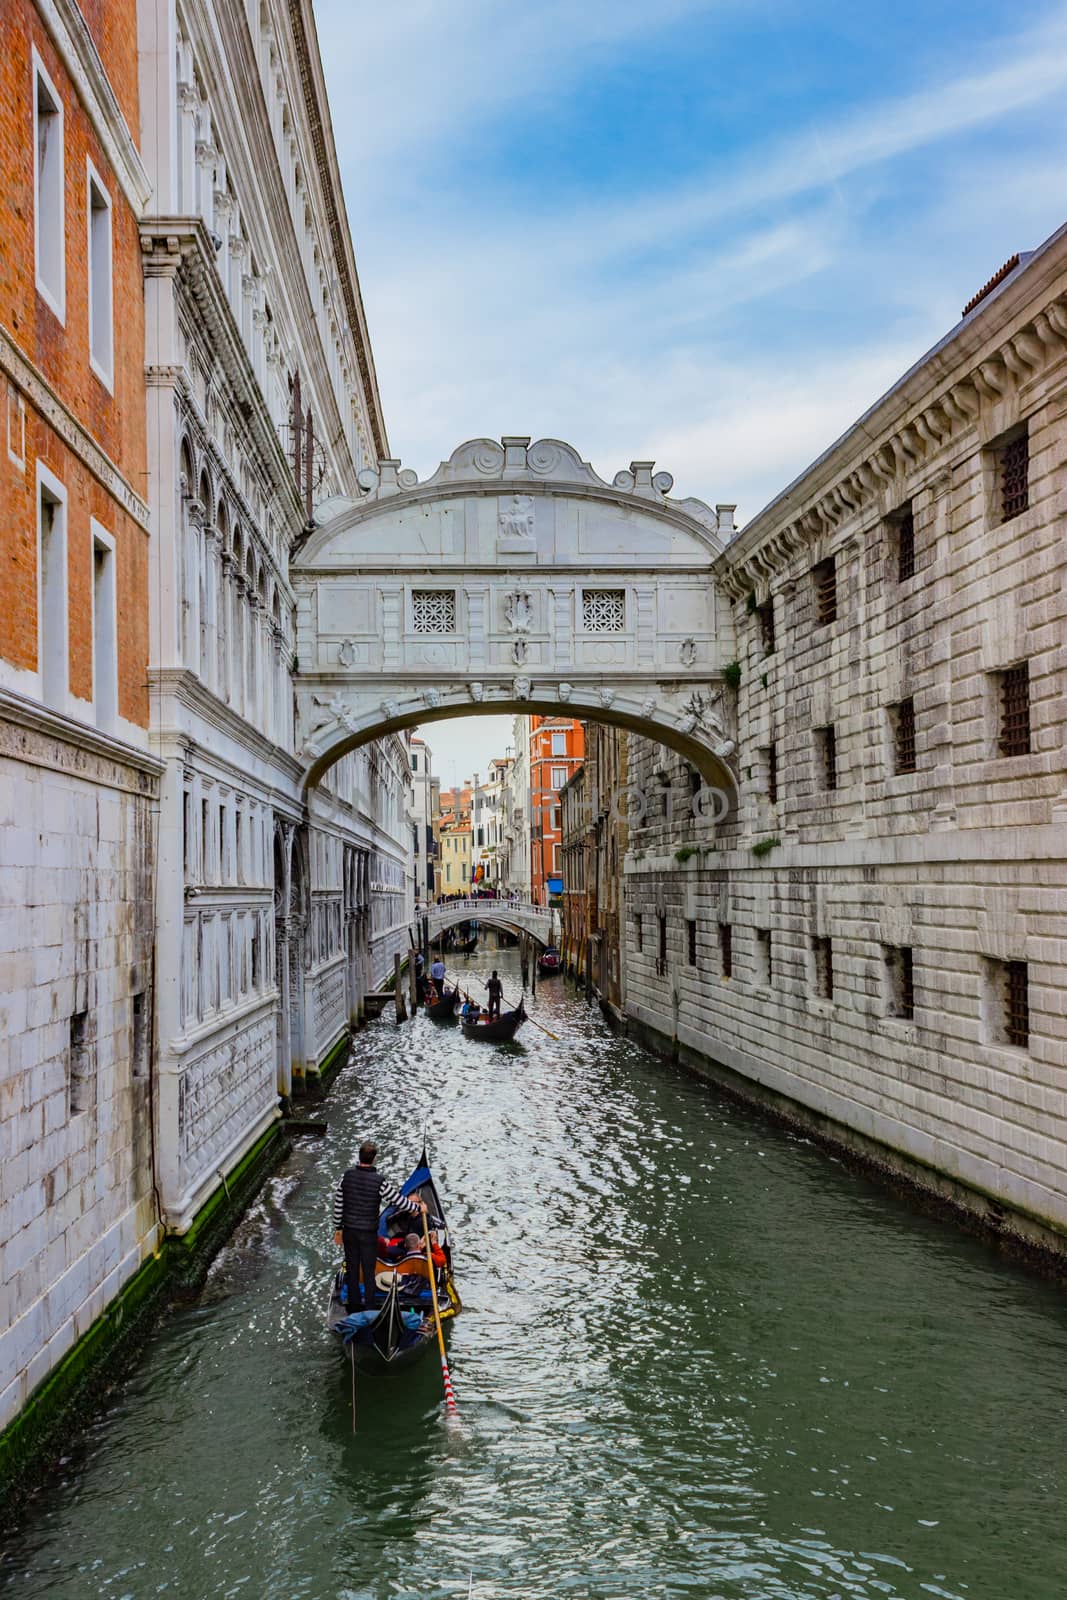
[[422, 1211, 458, 1418]]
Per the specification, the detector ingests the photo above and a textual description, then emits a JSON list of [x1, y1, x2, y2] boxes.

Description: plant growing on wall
[[751, 836, 781, 857], [675, 846, 698, 864], [723, 661, 742, 691]]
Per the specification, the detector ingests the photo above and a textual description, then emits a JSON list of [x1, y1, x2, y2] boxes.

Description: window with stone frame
[[883, 944, 915, 1020], [756, 598, 776, 655], [814, 724, 838, 791], [656, 913, 667, 975], [997, 424, 1029, 523], [635, 913, 642, 953], [718, 922, 733, 978], [687, 919, 697, 966], [69, 1009, 92, 1115], [411, 589, 457, 633], [812, 556, 837, 626], [812, 936, 833, 1000], [996, 662, 1031, 757], [756, 927, 773, 986], [582, 588, 626, 632], [984, 957, 1029, 1049], [760, 742, 778, 804], [889, 697, 916, 775], [889, 500, 916, 583]]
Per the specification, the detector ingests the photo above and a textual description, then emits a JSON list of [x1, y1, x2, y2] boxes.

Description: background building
[[0, 0, 160, 1438], [499, 716, 532, 898], [529, 716, 584, 905], [408, 736, 438, 906]]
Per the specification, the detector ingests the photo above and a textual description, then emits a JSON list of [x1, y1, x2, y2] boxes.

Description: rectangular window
[[997, 663, 1030, 757], [890, 697, 916, 775], [756, 928, 772, 986], [718, 922, 732, 979], [891, 501, 915, 582], [87, 164, 113, 387], [813, 936, 833, 1000], [657, 913, 667, 975], [131, 990, 148, 1078], [218, 803, 227, 880], [635, 913, 642, 953], [34, 54, 65, 321], [761, 743, 778, 804], [815, 725, 837, 791], [550, 767, 567, 789], [411, 589, 456, 633], [812, 556, 837, 626], [251, 917, 262, 990], [183, 791, 193, 880], [37, 465, 68, 708], [69, 1009, 91, 1115], [551, 731, 567, 757], [999, 426, 1029, 523], [756, 598, 775, 655], [883, 945, 914, 1020], [687, 919, 697, 965], [985, 957, 1029, 1049], [582, 589, 625, 632], [91, 522, 117, 729]]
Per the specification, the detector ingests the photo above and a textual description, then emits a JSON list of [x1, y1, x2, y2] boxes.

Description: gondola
[[425, 984, 460, 1021], [537, 946, 561, 975], [461, 998, 525, 1042], [453, 934, 478, 956], [326, 1148, 460, 1372]]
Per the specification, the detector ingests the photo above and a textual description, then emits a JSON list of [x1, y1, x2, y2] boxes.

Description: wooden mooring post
[[394, 952, 407, 1022]]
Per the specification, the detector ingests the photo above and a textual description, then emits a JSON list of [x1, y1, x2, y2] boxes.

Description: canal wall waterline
[[0, 1119, 291, 1520], [620, 1004, 1067, 1280]]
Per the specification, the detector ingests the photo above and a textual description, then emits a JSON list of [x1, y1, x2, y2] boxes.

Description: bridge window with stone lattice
[[582, 589, 626, 632], [412, 589, 457, 633]]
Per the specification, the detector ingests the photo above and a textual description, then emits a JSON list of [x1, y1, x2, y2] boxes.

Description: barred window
[[998, 663, 1030, 757], [892, 502, 915, 582], [812, 556, 837, 626], [582, 589, 626, 632], [999, 428, 1029, 523], [719, 922, 733, 978], [657, 913, 667, 975], [756, 599, 776, 655], [687, 919, 697, 966], [635, 913, 642, 953], [813, 936, 833, 1000], [756, 927, 772, 985], [1004, 960, 1030, 1049], [762, 742, 778, 804], [411, 589, 457, 633], [884, 945, 914, 1020], [815, 725, 837, 791], [891, 698, 916, 774]]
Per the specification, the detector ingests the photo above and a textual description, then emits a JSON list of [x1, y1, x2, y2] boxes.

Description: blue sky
[[314, 0, 1067, 778]]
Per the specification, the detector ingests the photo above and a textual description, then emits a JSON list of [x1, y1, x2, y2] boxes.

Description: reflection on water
[[3, 949, 1067, 1600]]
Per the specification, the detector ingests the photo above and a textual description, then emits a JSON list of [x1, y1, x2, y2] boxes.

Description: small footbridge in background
[[422, 898, 557, 947]]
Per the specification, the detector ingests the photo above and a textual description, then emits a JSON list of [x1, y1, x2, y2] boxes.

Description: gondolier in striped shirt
[[332, 1141, 426, 1310]]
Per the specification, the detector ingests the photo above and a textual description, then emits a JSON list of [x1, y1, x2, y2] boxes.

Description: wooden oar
[[423, 1211, 458, 1418], [501, 990, 558, 1041], [350, 1343, 357, 1435]]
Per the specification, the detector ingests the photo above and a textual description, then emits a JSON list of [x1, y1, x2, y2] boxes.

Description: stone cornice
[[0, 687, 162, 793], [141, 218, 305, 534], [151, 666, 303, 782], [0, 324, 151, 530], [716, 220, 1067, 599], [36, 0, 152, 212], [285, 0, 389, 462]]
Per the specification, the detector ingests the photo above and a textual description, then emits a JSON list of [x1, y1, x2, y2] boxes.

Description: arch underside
[[302, 695, 738, 807], [428, 912, 552, 948]]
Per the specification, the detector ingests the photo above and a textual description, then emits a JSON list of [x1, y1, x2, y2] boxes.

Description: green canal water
[[3, 951, 1066, 1600]]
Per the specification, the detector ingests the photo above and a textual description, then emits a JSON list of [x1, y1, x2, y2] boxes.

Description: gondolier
[[485, 970, 504, 1019], [430, 956, 447, 984], [332, 1142, 426, 1310]]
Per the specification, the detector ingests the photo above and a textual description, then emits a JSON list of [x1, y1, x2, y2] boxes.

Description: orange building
[[529, 716, 584, 905], [0, 1, 158, 1441]]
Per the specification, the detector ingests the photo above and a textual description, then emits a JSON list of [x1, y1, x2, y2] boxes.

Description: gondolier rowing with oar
[[332, 1141, 426, 1311]]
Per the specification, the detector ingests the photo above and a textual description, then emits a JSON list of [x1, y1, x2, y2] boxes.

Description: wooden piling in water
[[394, 952, 407, 1022]]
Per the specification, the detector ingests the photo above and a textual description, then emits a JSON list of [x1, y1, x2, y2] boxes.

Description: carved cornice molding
[[0, 687, 162, 793], [0, 324, 150, 531], [35, 0, 152, 211], [716, 260, 1067, 600]]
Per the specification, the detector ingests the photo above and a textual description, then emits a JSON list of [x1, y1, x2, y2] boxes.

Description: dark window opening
[[69, 1010, 91, 1115], [816, 725, 837, 791], [892, 698, 916, 774], [813, 936, 833, 1000], [1004, 960, 1030, 1049], [757, 927, 772, 985], [635, 913, 642, 953], [131, 991, 148, 1078], [719, 922, 732, 979], [687, 919, 697, 966], [884, 945, 914, 1020], [892, 502, 916, 582], [998, 663, 1030, 757], [812, 556, 837, 626], [756, 599, 776, 655], [763, 743, 778, 804], [999, 427, 1029, 523]]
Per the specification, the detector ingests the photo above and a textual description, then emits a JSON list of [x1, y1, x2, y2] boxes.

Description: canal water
[[3, 949, 1066, 1600]]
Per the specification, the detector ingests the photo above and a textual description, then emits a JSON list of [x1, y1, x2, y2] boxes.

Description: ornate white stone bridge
[[422, 898, 557, 946], [290, 436, 740, 807]]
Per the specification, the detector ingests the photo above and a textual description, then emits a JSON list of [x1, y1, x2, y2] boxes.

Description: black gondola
[[425, 984, 460, 1021], [453, 934, 478, 955], [537, 946, 561, 975], [461, 998, 525, 1042], [326, 1148, 460, 1372]]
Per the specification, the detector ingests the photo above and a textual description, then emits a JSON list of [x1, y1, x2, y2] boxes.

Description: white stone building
[[138, 0, 412, 1231], [499, 716, 532, 897], [623, 230, 1067, 1254], [408, 736, 438, 909]]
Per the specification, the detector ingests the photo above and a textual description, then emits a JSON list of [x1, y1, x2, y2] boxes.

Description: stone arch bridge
[[424, 898, 557, 947], [290, 436, 740, 806]]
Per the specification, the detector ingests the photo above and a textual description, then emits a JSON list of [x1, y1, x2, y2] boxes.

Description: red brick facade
[[0, 0, 148, 726]]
